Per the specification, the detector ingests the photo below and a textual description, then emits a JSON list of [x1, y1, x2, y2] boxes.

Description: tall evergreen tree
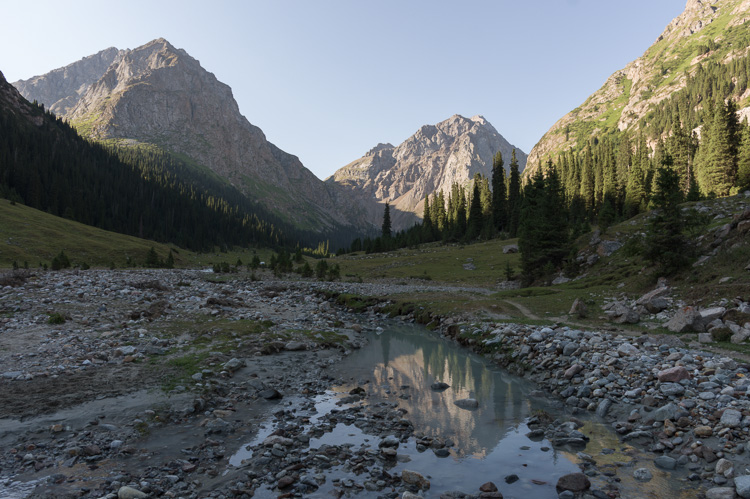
[[465, 178, 483, 241], [491, 151, 507, 232], [644, 159, 690, 275], [737, 120, 750, 190], [381, 202, 392, 238], [507, 149, 522, 237]]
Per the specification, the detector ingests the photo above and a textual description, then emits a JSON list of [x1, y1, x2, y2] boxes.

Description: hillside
[[327, 114, 527, 229], [0, 68, 310, 252], [12, 39, 371, 235], [526, 0, 750, 177]]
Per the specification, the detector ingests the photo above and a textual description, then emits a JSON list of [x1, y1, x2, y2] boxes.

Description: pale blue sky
[[1, 0, 685, 179]]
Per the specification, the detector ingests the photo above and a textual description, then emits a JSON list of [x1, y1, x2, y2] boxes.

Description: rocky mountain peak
[[366, 143, 395, 157], [13, 39, 369, 233], [13, 47, 121, 117], [327, 114, 526, 229]]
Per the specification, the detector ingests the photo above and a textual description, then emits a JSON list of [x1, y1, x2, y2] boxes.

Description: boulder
[[569, 298, 588, 318], [700, 307, 727, 324], [502, 244, 518, 254], [597, 240, 622, 257], [666, 306, 700, 333], [637, 286, 670, 313], [707, 487, 739, 499], [118, 487, 148, 499], [607, 302, 639, 324], [736, 474, 750, 498], [657, 366, 690, 383]]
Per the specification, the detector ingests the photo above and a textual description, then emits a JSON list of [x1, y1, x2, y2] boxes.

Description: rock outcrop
[[327, 114, 527, 229]]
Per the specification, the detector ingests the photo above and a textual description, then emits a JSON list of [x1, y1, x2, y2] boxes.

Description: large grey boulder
[[666, 306, 700, 333]]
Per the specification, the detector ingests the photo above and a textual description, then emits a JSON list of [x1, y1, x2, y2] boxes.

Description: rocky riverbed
[[1, 268, 750, 498]]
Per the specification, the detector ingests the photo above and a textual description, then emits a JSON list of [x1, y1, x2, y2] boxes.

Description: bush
[[51, 251, 71, 271], [47, 312, 66, 325]]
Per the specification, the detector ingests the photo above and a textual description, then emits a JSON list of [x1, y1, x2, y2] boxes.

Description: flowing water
[[235, 322, 700, 498]]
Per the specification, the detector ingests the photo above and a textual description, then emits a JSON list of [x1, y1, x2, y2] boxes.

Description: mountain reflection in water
[[333, 323, 552, 458]]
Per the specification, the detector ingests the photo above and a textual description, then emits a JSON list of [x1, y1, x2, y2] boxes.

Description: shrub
[[51, 251, 71, 271]]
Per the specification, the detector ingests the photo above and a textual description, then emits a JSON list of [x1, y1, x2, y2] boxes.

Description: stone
[[633, 468, 653, 482], [431, 382, 450, 391], [695, 426, 714, 437], [715, 458, 734, 476], [564, 364, 583, 379], [401, 469, 430, 490], [700, 307, 727, 323], [596, 399, 612, 418], [569, 298, 588, 318], [736, 474, 750, 498], [616, 343, 639, 356], [636, 286, 670, 313], [609, 303, 640, 324], [479, 482, 498, 492], [707, 487, 739, 499], [284, 341, 306, 351], [597, 240, 622, 257], [555, 473, 590, 493], [454, 398, 479, 410], [562, 342, 577, 356], [277, 475, 296, 489], [649, 402, 680, 422], [721, 409, 742, 428], [118, 487, 148, 499], [654, 456, 677, 470], [666, 306, 700, 333], [259, 388, 283, 400], [223, 358, 245, 372], [658, 366, 690, 382], [379, 435, 400, 448], [502, 244, 518, 254], [660, 383, 685, 396]]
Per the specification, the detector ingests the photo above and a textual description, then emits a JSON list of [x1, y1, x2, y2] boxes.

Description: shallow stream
[[234, 323, 699, 498]]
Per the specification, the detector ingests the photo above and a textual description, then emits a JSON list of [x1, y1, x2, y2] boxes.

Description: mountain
[[327, 114, 527, 229], [12, 38, 367, 234], [525, 0, 750, 179], [0, 69, 295, 251]]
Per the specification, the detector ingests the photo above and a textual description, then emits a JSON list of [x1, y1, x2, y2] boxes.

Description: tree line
[[0, 99, 353, 254]]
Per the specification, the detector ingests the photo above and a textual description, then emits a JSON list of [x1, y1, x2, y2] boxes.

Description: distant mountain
[[525, 0, 750, 179], [327, 114, 527, 229], [13, 38, 368, 235]]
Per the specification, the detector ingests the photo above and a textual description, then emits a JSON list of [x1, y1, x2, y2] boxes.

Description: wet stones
[[454, 398, 479, 410], [401, 469, 430, 490], [555, 473, 590, 493]]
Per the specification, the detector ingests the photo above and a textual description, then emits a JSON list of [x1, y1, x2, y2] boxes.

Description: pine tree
[[507, 149, 522, 237], [737, 120, 750, 190], [465, 178, 483, 241], [644, 159, 690, 275], [422, 195, 433, 239], [381, 202, 392, 239], [491, 151, 507, 232]]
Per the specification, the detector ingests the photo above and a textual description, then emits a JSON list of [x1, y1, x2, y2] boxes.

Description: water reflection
[[334, 324, 555, 458]]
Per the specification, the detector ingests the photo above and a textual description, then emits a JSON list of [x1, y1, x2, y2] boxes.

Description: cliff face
[[13, 39, 367, 232], [525, 0, 750, 179], [13, 47, 121, 117], [328, 114, 527, 229]]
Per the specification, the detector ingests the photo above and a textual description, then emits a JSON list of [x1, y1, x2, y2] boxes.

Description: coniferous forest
[[0, 100, 353, 252], [346, 53, 750, 284]]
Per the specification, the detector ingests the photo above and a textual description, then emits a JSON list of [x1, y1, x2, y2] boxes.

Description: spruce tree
[[507, 149, 522, 237], [737, 120, 750, 190], [381, 202, 392, 239], [644, 159, 690, 275], [491, 151, 507, 232], [465, 178, 483, 241]]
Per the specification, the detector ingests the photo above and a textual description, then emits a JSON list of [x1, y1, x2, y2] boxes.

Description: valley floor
[[1, 269, 750, 499]]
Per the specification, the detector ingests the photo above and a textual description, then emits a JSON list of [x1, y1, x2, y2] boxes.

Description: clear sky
[[0, 0, 686, 180]]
